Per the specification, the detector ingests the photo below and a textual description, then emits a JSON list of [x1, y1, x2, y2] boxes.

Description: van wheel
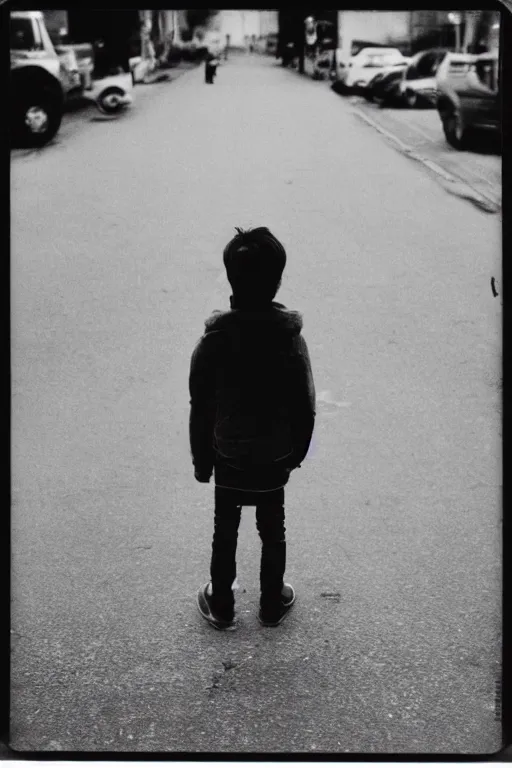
[[443, 109, 467, 150]]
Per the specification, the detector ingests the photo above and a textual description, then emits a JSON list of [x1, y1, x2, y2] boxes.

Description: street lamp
[[448, 11, 462, 52]]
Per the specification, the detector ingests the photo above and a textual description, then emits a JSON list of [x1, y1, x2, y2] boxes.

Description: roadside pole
[[448, 11, 462, 53]]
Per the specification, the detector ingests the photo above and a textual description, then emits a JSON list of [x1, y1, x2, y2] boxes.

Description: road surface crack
[[207, 658, 239, 696], [320, 591, 341, 602]]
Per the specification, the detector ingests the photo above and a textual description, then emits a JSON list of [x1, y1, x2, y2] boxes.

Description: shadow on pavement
[[466, 132, 502, 156]]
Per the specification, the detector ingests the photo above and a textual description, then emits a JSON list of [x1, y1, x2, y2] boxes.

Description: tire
[[12, 84, 63, 147], [331, 80, 347, 95], [97, 86, 126, 114], [404, 88, 419, 108], [442, 109, 467, 150]]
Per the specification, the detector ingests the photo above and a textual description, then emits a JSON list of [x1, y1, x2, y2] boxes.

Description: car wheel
[[97, 86, 126, 114], [404, 88, 419, 108], [14, 87, 63, 147], [331, 80, 347, 95], [443, 109, 467, 150]]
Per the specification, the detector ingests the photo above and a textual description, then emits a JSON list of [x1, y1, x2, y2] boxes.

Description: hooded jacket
[[189, 299, 316, 491]]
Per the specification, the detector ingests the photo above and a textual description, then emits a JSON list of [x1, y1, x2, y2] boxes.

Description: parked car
[[364, 61, 410, 105], [436, 50, 500, 150], [333, 47, 407, 92], [10, 11, 64, 146], [398, 48, 450, 108]]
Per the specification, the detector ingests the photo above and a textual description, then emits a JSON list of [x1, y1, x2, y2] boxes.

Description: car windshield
[[10, 18, 38, 50]]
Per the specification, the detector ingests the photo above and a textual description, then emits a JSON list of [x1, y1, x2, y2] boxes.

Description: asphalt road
[[10, 54, 502, 754]]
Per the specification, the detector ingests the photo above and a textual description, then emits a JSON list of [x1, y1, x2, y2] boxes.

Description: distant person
[[190, 227, 316, 630], [204, 48, 219, 84], [224, 33, 230, 60]]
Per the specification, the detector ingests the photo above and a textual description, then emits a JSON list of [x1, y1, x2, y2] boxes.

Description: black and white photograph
[[9, 6, 503, 755]]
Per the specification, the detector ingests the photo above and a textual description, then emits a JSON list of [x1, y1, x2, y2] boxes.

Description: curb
[[350, 104, 501, 215]]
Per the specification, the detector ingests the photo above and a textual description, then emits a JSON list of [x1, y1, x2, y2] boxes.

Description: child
[[189, 227, 316, 630], [205, 49, 219, 84]]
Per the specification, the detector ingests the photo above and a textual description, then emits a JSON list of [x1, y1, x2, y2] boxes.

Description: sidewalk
[[333, 90, 501, 214], [288, 62, 501, 213]]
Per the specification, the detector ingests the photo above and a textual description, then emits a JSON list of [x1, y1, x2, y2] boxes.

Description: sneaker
[[258, 583, 296, 627], [197, 582, 236, 631]]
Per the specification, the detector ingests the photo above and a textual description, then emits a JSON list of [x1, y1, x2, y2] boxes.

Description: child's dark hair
[[223, 227, 286, 303]]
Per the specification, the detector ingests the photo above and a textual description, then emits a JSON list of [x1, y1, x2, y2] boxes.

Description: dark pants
[[205, 63, 217, 83], [210, 486, 286, 618]]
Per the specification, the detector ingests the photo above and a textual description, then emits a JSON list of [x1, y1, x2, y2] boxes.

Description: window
[[363, 54, 389, 67], [10, 17, 38, 50], [475, 57, 498, 91], [415, 52, 437, 78], [433, 51, 447, 73]]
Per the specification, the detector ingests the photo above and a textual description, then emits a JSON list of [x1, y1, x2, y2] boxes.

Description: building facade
[[337, 11, 411, 57], [141, 10, 187, 48], [43, 9, 190, 70], [210, 10, 278, 49], [334, 10, 500, 59]]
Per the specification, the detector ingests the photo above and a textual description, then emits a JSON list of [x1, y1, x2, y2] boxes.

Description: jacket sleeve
[[189, 333, 217, 478], [288, 334, 316, 468]]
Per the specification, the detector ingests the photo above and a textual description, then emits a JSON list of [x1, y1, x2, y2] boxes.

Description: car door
[[475, 55, 500, 125], [460, 54, 500, 128]]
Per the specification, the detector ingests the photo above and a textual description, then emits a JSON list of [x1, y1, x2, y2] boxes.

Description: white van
[[10, 11, 64, 145]]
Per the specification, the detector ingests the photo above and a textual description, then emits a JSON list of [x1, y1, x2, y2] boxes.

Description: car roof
[[11, 10, 43, 18]]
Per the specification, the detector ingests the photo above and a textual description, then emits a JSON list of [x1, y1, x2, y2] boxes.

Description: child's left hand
[[194, 470, 211, 483]]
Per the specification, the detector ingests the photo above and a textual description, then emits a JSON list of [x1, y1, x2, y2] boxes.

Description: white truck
[[10, 10, 65, 146]]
